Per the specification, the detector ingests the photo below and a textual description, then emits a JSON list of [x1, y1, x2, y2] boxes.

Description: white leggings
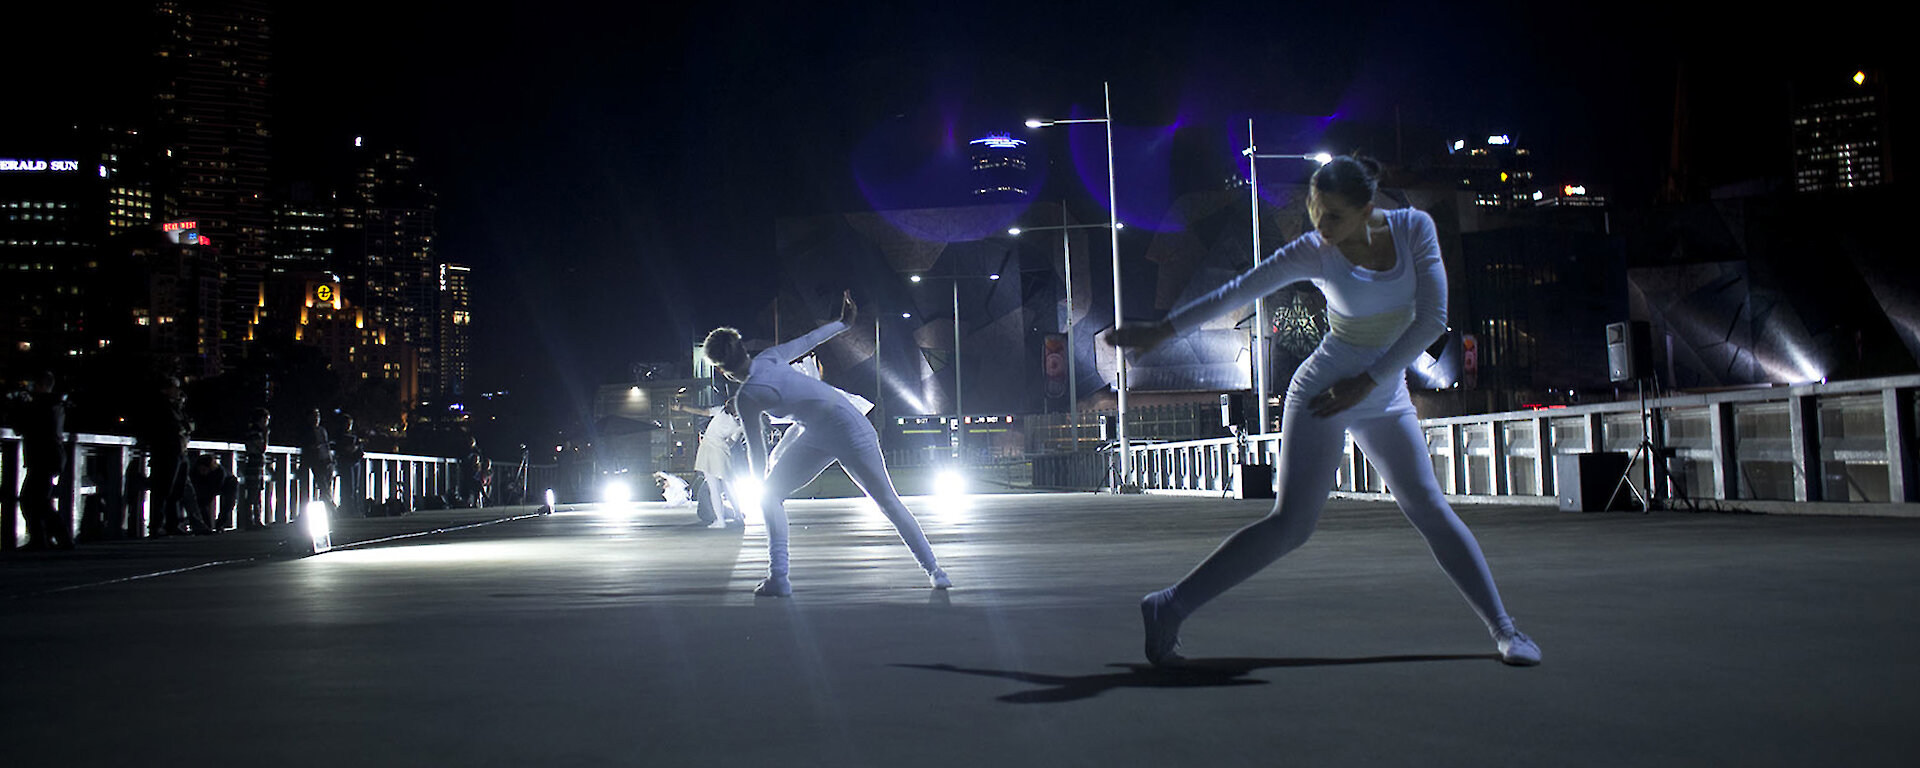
[[759, 425, 941, 579], [1161, 401, 1514, 634]]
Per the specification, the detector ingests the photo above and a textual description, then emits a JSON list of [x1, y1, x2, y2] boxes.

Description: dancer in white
[[1110, 155, 1540, 667], [704, 291, 951, 597], [653, 471, 691, 507], [692, 404, 747, 527]]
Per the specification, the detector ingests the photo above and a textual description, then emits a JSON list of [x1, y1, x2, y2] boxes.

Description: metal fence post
[[1790, 394, 1821, 502], [1886, 388, 1915, 502]]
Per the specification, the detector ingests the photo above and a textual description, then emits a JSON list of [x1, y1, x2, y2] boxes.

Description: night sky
[[6, 1, 1896, 429]]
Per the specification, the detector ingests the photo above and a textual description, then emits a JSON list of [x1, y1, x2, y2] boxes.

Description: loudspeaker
[[1553, 452, 1634, 511], [1221, 393, 1244, 429], [1098, 414, 1112, 441], [1606, 321, 1653, 383], [1233, 464, 1275, 499]]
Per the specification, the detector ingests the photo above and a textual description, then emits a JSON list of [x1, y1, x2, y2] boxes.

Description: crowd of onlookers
[[1, 369, 491, 553]]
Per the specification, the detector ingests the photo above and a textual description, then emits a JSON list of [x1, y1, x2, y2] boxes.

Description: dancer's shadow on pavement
[[895, 654, 1490, 704]]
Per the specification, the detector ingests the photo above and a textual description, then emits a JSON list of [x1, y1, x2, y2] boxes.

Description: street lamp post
[[909, 272, 1000, 461], [1028, 81, 1133, 490], [1008, 210, 1123, 451], [1242, 118, 1333, 435]]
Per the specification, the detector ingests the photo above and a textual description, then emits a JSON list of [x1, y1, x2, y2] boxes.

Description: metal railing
[[1, 429, 461, 549], [1115, 375, 1919, 512]]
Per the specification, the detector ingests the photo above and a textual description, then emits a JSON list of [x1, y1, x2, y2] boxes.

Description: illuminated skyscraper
[[969, 133, 1032, 202], [340, 144, 441, 399], [151, 0, 274, 367], [1791, 68, 1892, 193], [438, 263, 473, 400]]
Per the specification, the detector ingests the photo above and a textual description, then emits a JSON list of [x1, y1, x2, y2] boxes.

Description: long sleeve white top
[[1165, 207, 1447, 385], [735, 320, 856, 479]]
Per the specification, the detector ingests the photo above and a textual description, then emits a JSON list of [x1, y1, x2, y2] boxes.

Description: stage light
[[1007, 227, 1022, 235], [733, 477, 763, 520], [1024, 119, 1045, 128], [303, 500, 332, 555], [538, 488, 555, 515], [910, 275, 923, 283], [602, 478, 632, 504], [1311, 153, 1333, 165], [935, 470, 968, 497]]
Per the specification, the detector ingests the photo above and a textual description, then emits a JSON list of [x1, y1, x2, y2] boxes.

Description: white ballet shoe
[[754, 575, 792, 597], [1141, 589, 1185, 666], [1494, 626, 1541, 666]]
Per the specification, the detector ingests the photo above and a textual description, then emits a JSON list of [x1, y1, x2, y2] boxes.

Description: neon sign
[[970, 134, 1027, 149], [0, 159, 81, 172], [162, 221, 199, 232], [1487, 135, 1511, 145]]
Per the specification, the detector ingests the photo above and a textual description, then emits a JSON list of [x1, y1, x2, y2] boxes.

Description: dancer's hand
[[1105, 321, 1174, 351], [839, 290, 857, 325], [1309, 374, 1375, 417]]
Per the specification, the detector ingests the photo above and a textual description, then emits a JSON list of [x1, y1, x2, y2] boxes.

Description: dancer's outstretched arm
[[762, 290, 858, 363], [1107, 237, 1320, 352]]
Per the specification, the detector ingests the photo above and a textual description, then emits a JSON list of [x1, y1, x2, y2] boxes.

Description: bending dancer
[[1111, 156, 1540, 667], [703, 290, 950, 596], [692, 403, 747, 527]]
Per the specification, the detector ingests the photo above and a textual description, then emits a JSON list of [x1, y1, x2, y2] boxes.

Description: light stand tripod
[[1603, 376, 1695, 513]]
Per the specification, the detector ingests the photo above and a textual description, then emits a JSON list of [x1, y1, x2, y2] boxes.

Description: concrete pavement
[[3, 492, 1918, 766]]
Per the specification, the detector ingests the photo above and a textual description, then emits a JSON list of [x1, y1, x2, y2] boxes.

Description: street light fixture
[[1028, 81, 1134, 491], [1241, 119, 1334, 434], [1008, 204, 1125, 451], [909, 271, 1001, 461]]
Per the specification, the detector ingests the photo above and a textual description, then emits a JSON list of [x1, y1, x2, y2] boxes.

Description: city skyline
[[2, 1, 1899, 435]]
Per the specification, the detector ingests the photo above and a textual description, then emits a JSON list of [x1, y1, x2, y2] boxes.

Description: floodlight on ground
[[733, 476, 763, 520], [935, 469, 968, 497], [602, 478, 632, 505], [538, 488, 555, 515], [303, 500, 332, 555]]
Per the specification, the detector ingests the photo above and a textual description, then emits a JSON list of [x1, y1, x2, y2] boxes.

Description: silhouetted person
[[8, 371, 72, 549], [139, 375, 204, 535], [334, 414, 366, 516], [299, 409, 335, 512], [461, 437, 485, 508], [187, 453, 234, 533], [238, 407, 271, 529]]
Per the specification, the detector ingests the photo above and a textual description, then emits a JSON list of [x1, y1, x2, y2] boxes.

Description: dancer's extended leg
[[755, 441, 836, 597], [1351, 411, 1539, 665], [837, 441, 948, 587], [1143, 404, 1348, 663]]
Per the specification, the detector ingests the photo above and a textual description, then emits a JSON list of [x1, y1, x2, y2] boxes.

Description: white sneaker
[[1495, 626, 1541, 666], [1141, 589, 1185, 666], [929, 569, 952, 590], [754, 575, 792, 597]]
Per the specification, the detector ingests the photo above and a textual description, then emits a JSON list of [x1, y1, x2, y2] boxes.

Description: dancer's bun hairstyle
[[1311, 154, 1384, 208]]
